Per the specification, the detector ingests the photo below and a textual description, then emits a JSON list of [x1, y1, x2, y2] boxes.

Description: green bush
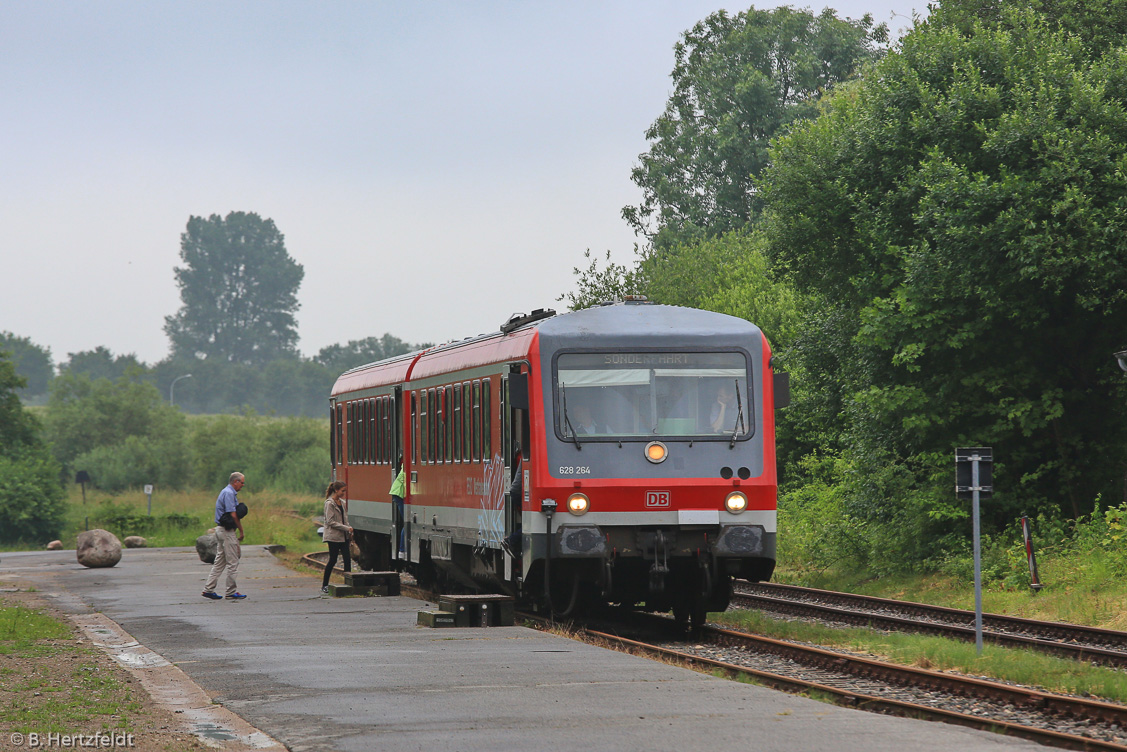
[[73, 434, 192, 493], [0, 446, 66, 544]]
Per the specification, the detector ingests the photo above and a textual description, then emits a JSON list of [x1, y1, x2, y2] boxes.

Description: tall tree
[[0, 331, 53, 398], [623, 5, 888, 246], [761, 6, 1127, 537], [164, 212, 304, 365]]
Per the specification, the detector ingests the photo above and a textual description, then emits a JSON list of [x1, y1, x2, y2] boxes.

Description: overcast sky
[[1, 1, 924, 365]]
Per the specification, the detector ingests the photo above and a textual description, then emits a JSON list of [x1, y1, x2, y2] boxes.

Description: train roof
[[330, 302, 764, 397]]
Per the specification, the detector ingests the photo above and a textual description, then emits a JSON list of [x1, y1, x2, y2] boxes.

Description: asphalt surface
[[1, 546, 1048, 752]]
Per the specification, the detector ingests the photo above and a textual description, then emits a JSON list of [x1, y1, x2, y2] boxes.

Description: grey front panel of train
[[536, 305, 767, 481]]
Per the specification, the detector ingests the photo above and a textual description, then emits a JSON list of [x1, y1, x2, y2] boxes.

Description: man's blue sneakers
[[225, 593, 247, 600], [201, 591, 222, 600]]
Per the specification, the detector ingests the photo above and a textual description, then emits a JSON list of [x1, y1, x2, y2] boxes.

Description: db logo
[[645, 491, 671, 508]]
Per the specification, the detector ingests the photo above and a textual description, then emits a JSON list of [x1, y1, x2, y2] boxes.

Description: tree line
[[564, 0, 1127, 576], [0, 212, 427, 542]]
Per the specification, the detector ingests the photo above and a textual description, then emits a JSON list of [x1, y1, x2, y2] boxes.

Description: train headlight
[[566, 492, 590, 516], [724, 491, 748, 514], [644, 441, 668, 464]]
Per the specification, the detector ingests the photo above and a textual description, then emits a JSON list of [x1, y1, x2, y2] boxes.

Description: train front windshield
[[555, 352, 751, 439]]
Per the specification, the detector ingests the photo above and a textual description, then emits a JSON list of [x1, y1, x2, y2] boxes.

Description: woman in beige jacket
[[321, 481, 353, 594]]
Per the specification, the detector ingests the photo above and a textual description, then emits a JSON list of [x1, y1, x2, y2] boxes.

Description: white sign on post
[[143, 485, 154, 495]]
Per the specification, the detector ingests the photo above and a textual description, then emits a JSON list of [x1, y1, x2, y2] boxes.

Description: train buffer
[[419, 594, 515, 628], [328, 571, 400, 597]]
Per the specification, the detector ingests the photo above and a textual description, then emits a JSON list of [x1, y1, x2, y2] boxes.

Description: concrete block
[[327, 584, 355, 597]]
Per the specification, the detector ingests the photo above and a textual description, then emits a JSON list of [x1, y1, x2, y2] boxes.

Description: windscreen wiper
[[561, 383, 582, 449], [730, 379, 745, 449]]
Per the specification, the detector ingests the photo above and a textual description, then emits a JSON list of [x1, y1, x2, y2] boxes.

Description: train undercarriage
[[351, 524, 774, 634]]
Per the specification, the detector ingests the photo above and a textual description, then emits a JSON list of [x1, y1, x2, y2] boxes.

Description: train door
[[503, 366, 530, 583]]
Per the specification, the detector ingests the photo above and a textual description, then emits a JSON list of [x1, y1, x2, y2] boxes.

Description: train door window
[[384, 396, 392, 464], [411, 392, 418, 464], [385, 397, 392, 464], [385, 396, 394, 464], [453, 384, 463, 462], [472, 380, 482, 462], [336, 404, 343, 467], [482, 379, 492, 460]]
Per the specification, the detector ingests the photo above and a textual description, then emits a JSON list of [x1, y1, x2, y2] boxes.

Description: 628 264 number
[[558, 466, 592, 475]]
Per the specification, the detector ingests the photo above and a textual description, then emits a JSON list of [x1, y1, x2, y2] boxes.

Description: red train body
[[330, 301, 781, 625]]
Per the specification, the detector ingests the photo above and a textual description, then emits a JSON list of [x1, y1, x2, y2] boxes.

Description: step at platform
[[436, 594, 515, 627], [341, 571, 401, 596]]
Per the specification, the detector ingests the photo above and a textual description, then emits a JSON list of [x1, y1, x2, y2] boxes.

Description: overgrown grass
[[712, 608, 1127, 702]]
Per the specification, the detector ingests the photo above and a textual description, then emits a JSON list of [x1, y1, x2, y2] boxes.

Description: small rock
[[123, 536, 147, 548], [76, 529, 122, 568], [46, 540, 63, 550], [196, 531, 218, 563]]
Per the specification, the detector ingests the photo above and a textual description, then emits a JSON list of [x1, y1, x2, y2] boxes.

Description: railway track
[[296, 552, 1127, 749], [581, 617, 1127, 752], [733, 582, 1127, 669]]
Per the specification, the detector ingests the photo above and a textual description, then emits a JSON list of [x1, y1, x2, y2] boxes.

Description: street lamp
[[170, 374, 193, 407], [1116, 350, 1127, 372]]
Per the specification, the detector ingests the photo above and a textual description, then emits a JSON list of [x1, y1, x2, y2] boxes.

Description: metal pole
[[972, 457, 984, 655]]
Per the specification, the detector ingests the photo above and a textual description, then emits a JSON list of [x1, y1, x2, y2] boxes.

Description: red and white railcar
[[330, 301, 784, 626]]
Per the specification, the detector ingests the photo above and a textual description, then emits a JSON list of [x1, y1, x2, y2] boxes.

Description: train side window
[[364, 399, 372, 464], [428, 388, 436, 463], [453, 384, 462, 462], [336, 404, 344, 467], [462, 382, 471, 461], [361, 400, 367, 464], [437, 388, 445, 465], [347, 401, 355, 465], [443, 385, 452, 463], [373, 398, 381, 464], [419, 390, 428, 464], [472, 380, 481, 462], [482, 378, 491, 460], [329, 406, 337, 468]]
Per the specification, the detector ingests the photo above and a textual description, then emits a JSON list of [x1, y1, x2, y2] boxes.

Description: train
[[329, 299, 785, 630]]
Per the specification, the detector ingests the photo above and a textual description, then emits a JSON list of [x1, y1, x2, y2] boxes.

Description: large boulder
[[123, 536, 147, 549], [76, 529, 122, 568], [196, 531, 218, 563], [46, 540, 63, 550]]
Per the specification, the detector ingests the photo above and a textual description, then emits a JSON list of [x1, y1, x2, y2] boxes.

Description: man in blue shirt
[[202, 472, 247, 600]]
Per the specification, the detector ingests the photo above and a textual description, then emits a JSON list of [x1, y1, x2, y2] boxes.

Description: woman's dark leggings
[[323, 541, 352, 587]]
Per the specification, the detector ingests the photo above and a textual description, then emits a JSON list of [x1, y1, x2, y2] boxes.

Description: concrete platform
[[0, 547, 1046, 752]]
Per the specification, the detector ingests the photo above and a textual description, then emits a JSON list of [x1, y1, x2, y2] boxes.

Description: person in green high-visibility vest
[[390, 458, 406, 558]]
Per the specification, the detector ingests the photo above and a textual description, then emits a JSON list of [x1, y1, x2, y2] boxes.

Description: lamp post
[[170, 373, 193, 407], [1115, 350, 1127, 372]]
